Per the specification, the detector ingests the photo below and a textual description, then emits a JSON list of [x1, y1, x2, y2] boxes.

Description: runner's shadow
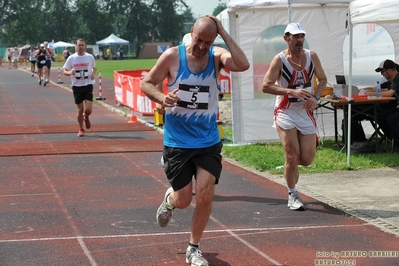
[[214, 195, 348, 215], [213, 195, 280, 204], [205, 253, 231, 266], [303, 201, 348, 215]]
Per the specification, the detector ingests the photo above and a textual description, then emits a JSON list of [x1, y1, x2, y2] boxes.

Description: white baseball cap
[[40, 43, 44, 47], [284, 22, 307, 35]]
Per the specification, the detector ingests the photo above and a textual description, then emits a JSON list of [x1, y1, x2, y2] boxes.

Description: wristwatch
[[313, 94, 320, 100]]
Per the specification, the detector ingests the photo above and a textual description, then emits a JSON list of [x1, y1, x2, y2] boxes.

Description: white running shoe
[[288, 191, 305, 210], [186, 246, 208, 266], [156, 187, 174, 227]]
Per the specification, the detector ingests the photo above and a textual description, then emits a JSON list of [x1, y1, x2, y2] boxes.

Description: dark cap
[[375, 59, 396, 72]]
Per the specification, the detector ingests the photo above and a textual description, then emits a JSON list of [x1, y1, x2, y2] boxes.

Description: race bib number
[[176, 84, 210, 109], [75, 69, 89, 79], [40, 60, 46, 64]]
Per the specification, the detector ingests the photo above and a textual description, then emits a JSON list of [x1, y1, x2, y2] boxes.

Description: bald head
[[193, 16, 218, 37], [189, 16, 219, 58]]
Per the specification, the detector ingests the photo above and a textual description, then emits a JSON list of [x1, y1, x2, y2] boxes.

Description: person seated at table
[[340, 60, 399, 146], [372, 59, 399, 151], [362, 59, 399, 108]]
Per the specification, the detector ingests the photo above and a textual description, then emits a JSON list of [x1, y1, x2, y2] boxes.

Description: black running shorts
[[37, 60, 46, 69], [72, 84, 93, 104], [162, 142, 223, 191]]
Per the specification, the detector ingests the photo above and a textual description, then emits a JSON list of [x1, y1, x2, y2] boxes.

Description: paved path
[[0, 65, 398, 266]]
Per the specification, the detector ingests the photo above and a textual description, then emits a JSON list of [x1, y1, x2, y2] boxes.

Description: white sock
[[288, 188, 297, 194]]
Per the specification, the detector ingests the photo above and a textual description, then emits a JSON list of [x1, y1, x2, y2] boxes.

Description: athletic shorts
[[72, 84, 93, 104], [30, 60, 36, 64], [37, 60, 46, 69], [274, 107, 317, 135], [162, 142, 223, 191], [45, 60, 51, 69]]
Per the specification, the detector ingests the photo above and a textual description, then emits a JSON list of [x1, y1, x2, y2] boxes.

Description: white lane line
[[210, 216, 289, 266], [0, 193, 53, 197], [37, 157, 98, 266], [0, 223, 366, 243]]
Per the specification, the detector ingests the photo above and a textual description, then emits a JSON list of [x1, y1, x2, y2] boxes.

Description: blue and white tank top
[[164, 44, 221, 148]]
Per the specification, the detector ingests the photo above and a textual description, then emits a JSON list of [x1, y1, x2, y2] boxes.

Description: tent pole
[[347, 11, 353, 167]]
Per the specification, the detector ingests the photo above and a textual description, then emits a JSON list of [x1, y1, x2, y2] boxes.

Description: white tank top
[[275, 49, 315, 110]]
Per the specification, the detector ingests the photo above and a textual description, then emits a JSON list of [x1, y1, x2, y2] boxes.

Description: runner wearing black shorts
[[162, 142, 223, 191], [35, 44, 47, 85], [72, 84, 93, 104], [63, 38, 96, 137]]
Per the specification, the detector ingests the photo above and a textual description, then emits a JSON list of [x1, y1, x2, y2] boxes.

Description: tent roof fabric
[[54, 41, 75, 48], [96, 34, 129, 46], [350, 0, 399, 24], [227, 0, 354, 11]]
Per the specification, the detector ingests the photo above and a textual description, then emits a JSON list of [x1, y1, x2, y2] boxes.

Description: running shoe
[[38, 79, 41, 85], [186, 246, 208, 266], [83, 115, 91, 129], [156, 187, 174, 227], [77, 128, 85, 137], [43, 81, 47, 86], [287, 191, 305, 210]]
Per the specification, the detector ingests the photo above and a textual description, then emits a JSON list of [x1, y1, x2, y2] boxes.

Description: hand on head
[[205, 15, 224, 35]]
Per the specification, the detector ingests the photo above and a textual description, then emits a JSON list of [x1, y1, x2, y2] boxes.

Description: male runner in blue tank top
[[262, 23, 327, 211], [141, 15, 249, 266]]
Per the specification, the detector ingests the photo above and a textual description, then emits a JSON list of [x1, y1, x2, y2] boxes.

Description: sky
[[184, 0, 225, 18]]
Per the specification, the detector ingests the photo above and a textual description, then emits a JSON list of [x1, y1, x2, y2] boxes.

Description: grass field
[[95, 59, 158, 78], [222, 126, 399, 174], [52, 58, 158, 79]]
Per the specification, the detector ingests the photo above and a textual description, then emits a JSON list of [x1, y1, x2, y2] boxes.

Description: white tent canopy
[[227, 0, 355, 143], [225, 0, 399, 145], [53, 41, 75, 48], [96, 34, 129, 46]]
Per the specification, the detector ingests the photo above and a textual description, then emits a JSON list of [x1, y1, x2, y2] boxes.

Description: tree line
[[0, 0, 197, 56]]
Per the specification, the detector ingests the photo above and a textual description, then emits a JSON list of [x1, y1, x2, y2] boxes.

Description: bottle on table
[[376, 81, 381, 98]]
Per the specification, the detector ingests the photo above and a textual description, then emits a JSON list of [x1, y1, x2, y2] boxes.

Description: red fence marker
[[95, 71, 106, 100], [57, 67, 63, 84]]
